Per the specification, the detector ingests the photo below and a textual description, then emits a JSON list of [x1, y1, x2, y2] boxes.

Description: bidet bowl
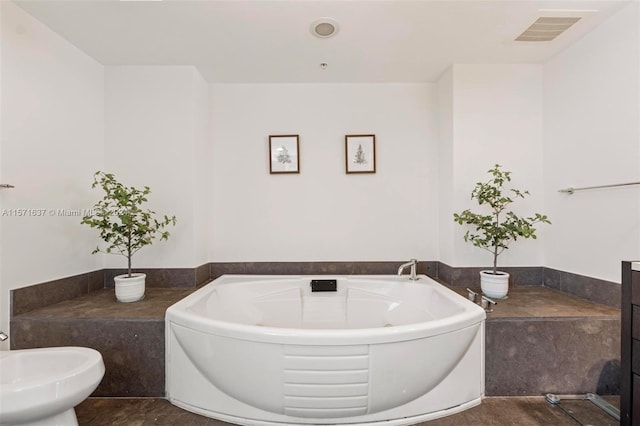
[[0, 346, 105, 425]]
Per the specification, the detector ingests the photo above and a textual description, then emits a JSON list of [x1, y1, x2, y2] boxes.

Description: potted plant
[[453, 164, 550, 298], [81, 171, 176, 302]]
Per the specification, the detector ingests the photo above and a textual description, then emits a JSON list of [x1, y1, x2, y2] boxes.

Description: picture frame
[[345, 134, 376, 174], [269, 135, 300, 174]]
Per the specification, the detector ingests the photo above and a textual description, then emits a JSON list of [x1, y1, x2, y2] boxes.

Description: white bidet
[[0, 346, 105, 426]]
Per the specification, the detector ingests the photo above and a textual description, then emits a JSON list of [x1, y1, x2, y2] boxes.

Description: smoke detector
[[311, 18, 339, 38]]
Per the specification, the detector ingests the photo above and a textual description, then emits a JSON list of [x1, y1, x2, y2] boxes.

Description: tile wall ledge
[[103, 267, 206, 289], [439, 262, 620, 310], [543, 267, 620, 309], [11, 270, 104, 317], [10, 261, 438, 316], [437, 262, 543, 287], [209, 261, 438, 280], [10, 261, 620, 316], [11, 265, 209, 317]]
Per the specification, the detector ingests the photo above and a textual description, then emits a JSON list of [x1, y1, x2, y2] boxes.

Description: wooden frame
[[269, 135, 300, 174], [345, 134, 376, 174]]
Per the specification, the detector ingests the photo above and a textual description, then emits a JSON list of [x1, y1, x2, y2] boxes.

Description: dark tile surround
[[209, 261, 438, 280], [104, 265, 211, 289], [438, 263, 543, 287], [12, 317, 165, 396], [11, 270, 104, 317], [12, 286, 621, 398], [10, 261, 620, 315], [486, 318, 620, 396], [11, 265, 210, 316], [450, 286, 620, 396], [439, 262, 620, 309], [9, 260, 622, 399], [11, 262, 438, 315], [545, 267, 620, 309], [11, 288, 192, 397]]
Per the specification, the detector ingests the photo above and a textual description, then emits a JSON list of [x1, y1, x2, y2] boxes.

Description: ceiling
[[14, 0, 631, 83]]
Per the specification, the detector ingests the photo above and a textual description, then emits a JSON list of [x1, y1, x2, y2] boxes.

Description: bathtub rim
[[166, 274, 486, 346]]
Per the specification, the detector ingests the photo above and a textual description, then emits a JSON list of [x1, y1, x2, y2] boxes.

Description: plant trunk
[[493, 247, 498, 275], [492, 211, 499, 274], [127, 224, 132, 278]]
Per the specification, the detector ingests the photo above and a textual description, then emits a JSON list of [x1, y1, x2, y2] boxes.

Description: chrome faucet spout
[[397, 259, 419, 280]]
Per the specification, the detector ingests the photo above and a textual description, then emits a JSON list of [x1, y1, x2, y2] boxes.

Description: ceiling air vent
[[515, 17, 581, 42]]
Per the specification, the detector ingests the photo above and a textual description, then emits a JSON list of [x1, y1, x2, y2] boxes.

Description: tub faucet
[[0, 331, 7, 341], [397, 259, 419, 281]]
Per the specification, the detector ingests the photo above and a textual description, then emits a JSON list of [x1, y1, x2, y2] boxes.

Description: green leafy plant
[[453, 164, 550, 275], [81, 171, 177, 278]]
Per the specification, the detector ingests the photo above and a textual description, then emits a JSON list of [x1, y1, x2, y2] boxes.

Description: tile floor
[[76, 396, 620, 425]]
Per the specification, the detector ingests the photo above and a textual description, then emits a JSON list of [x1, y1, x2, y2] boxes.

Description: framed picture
[[269, 135, 300, 174], [345, 134, 376, 174]]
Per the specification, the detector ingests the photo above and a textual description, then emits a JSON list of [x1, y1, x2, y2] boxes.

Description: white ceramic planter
[[114, 273, 146, 303], [480, 270, 509, 299]]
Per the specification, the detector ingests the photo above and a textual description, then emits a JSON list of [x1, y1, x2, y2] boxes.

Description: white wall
[[192, 71, 212, 266], [439, 64, 545, 268], [437, 68, 454, 265], [104, 66, 210, 268], [210, 84, 438, 261], [0, 1, 104, 347], [543, 2, 640, 283]]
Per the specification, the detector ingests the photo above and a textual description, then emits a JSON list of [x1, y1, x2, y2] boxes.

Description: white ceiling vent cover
[[515, 17, 582, 42]]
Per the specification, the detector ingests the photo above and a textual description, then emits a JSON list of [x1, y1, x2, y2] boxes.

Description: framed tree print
[[345, 134, 376, 174], [269, 135, 300, 174]]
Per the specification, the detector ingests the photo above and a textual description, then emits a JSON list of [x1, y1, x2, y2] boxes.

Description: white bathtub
[[165, 275, 486, 425]]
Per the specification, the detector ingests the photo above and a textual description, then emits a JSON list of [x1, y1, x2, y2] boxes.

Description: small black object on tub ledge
[[310, 279, 337, 292]]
